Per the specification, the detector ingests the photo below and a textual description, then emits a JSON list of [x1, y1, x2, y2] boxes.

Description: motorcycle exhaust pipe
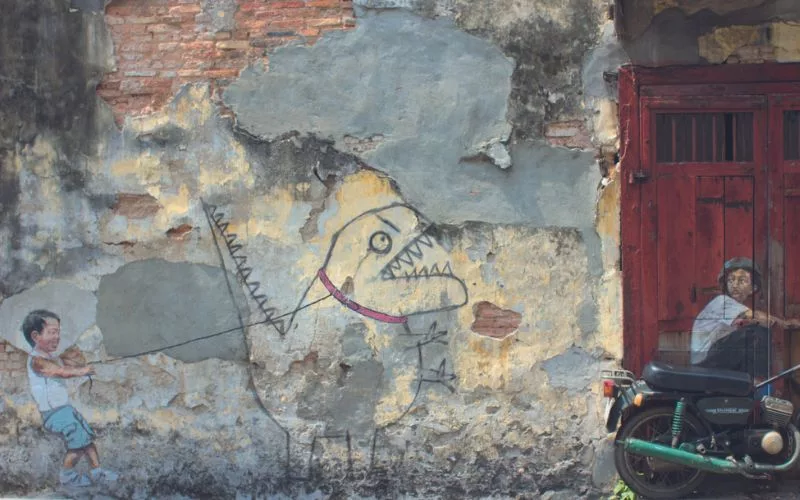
[[622, 424, 800, 475]]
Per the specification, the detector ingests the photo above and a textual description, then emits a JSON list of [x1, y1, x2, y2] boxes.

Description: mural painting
[[1, 171, 476, 486], [20, 310, 118, 487], [197, 198, 471, 474], [0, 4, 612, 493], [690, 258, 800, 389]]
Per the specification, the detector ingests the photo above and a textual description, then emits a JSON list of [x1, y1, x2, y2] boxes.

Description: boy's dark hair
[[22, 310, 61, 347], [718, 257, 762, 295]]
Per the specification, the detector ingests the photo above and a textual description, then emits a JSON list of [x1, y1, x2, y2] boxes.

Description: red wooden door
[[770, 95, 800, 385], [638, 96, 769, 370], [620, 64, 800, 381]]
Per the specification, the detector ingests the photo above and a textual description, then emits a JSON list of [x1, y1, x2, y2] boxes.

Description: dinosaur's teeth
[[417, 232, 434, 248], [389, 260, 403, 272], [418, 266, 429, 278], [429, 263, 440, 275], [398, 251, 414, 267], [403, 269, 419, 279], [381, 268, 396, 280], [443, 262, 453, 276], [406, 241, 423, 259]]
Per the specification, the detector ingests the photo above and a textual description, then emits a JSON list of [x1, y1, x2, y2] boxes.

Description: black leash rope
[[88, 294, 331, 365]]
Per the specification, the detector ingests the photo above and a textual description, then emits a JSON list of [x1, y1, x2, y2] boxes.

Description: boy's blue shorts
[[41, 405, 95, 450]]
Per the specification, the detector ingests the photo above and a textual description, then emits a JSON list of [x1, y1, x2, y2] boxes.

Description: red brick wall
[[98, 0, 354, 120]]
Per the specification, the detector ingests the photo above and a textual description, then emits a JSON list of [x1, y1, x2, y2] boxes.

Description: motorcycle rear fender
[[606, 384, 638, 432], [613, 383, 693, 431]]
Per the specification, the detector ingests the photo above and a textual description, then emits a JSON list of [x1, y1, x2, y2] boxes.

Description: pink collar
[[317, 269, 407, 324]]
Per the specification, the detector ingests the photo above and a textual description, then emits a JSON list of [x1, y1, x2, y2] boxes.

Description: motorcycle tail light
[[603, 380, 616, 398]]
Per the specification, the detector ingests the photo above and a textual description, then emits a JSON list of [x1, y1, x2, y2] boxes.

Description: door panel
[[655, 175, 757, 364], [694, 177, 725, 313], [641, 97, 766, 367], [785, 174, 800, 319], [657, 173, 695, 323], [621, 67, 800, 380]]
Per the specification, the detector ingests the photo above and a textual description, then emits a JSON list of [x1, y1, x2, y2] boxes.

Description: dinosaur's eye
[[369, 231, 392, 255]]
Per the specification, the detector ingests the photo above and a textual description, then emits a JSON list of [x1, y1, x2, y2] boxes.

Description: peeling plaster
[[773, 22, 800, 62], [224, 11, 514, 180], [698, 25, 762, 63]]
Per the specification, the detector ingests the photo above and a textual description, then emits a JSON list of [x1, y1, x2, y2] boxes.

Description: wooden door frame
[[619, 63, 800, 375]]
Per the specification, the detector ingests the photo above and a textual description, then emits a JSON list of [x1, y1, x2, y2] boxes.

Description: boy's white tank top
[[27, 351, 69, 412]]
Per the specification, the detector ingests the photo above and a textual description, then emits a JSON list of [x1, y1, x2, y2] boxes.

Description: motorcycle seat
[[642, 361, 753, 397]]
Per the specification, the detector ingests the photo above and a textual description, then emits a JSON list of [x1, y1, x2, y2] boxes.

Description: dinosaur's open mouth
[[379, 229, 454, 280]]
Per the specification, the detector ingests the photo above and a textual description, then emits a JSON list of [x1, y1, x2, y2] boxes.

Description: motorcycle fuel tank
[[697, 397, 754, 425]]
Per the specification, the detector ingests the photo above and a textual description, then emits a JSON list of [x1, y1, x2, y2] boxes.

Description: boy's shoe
[[90, 467, 119, 483], [59, 469, 91, 487]]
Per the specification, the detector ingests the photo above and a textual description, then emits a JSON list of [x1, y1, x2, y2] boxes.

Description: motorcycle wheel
[[614, 406, 708, 500]]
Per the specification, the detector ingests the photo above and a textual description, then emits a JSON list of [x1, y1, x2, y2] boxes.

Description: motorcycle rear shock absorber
[[671, 398, 686, 448]]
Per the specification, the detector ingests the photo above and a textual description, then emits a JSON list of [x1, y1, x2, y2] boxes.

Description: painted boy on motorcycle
[[691, 257, 800, 379]]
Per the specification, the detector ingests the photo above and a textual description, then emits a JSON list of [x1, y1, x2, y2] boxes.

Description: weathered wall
[[0, 0, 627, 497], [618, 0, 800, 65]]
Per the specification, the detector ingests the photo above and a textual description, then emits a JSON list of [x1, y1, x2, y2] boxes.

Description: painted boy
[[691, 257, 800, 379], [23, 309, 118, 487]]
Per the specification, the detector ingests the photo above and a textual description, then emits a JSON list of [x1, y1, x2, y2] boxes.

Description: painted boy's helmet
[[718, 257, 762, 293]]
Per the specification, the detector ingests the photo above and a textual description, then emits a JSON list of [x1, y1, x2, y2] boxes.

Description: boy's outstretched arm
[[32, 356, 94, 378], [60, 346, 87, 367]]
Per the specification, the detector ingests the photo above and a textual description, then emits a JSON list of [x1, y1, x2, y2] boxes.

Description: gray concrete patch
[[224, 10, 602, 229], [541, 346, 599, 393], [225, 11, 512, 146], [96, 259, 249, 362], [353, 0, 456, 18], [201, 0, 237, 33]]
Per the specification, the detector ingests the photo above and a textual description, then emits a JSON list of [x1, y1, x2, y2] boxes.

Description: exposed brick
[[127, 34, 157, 44], [216, 40, 250, 50], [207, 68, 242, 78], [545, 120, 582, 138], [124, 70, 159, 77], [272, 1, 306, 7], [128, 16, 162, 24], [158, 42, 180, 51], [147, 23, 182, 33], [307, 17, 342, 27], [307, 0, 341, 7], [113, 24, 150, 34], [298, 27, 320, 37], [279, 8, 318, 19], [177, 69, 205, 77], [99, 0, 353, 118], [239, 2, 266, 11], [545, 120, 592, 149], [169, 4, 201, 15], [166, 224, 194, 239]]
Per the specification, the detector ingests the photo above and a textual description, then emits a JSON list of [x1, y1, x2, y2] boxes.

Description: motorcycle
[[602, 361, 800, 499]]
